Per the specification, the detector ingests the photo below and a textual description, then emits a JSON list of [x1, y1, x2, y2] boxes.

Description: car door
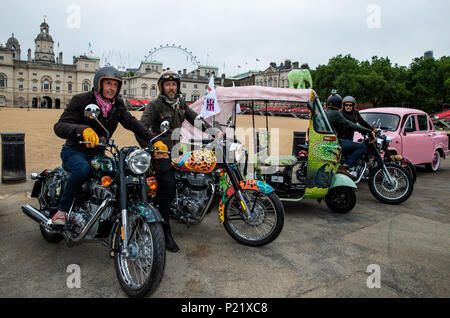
[[401, 114, 433, 164]]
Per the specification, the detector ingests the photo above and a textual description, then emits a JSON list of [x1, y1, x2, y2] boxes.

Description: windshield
[[360, 112, 401, 131], [312, 98, 334, 134]]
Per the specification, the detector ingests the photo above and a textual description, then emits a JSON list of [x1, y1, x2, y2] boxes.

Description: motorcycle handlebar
[[189, 138, 214, 144]]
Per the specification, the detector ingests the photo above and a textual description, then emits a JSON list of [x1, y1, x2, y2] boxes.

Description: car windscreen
[[360, 112, 401, 131], [312, 98, 334, 134]]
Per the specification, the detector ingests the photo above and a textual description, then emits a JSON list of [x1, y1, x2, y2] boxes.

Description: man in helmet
[[52, 66, 161, 227], [325, 91, 373, 177], [137, 70, 218, 253], [341, 96, 372, 140]]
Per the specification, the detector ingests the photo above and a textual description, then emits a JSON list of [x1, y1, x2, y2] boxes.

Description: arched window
[[150, 85, 157, 97], [43, 79, 50, 90], [82, 80, 90, 92], [268, 78, 273, 87], [0, 74, 7, 88]]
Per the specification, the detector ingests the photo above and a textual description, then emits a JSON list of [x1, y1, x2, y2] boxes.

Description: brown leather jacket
[[137, 95, 210, 150]]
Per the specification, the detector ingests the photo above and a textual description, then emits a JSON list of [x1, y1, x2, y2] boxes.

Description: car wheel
[[425, 150, 440, 172]]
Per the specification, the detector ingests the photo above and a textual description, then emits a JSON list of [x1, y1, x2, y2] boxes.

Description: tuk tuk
[[181, 86, 357, 214]]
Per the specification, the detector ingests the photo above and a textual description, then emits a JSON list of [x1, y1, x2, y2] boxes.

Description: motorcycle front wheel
[[223, 190, 284, 247], [114, 215, 166, 298], [369, 162, 413, 204]]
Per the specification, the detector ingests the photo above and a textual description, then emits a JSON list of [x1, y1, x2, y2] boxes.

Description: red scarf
[[94, 92, 115, 117]]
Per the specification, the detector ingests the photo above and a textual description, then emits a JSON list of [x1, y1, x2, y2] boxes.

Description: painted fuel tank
[[173, 150, 217, 173]]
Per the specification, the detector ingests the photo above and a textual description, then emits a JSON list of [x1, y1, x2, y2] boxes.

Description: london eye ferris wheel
[[144, 44, 202, 72]]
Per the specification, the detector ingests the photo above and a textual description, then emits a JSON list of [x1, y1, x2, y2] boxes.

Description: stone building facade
[[122, 63, 222, 104], [254, 59, 302, 88], [0, 20, 99, 108]]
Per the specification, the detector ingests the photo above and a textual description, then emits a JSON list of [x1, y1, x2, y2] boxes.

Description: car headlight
[[126, 149, 151, 175]]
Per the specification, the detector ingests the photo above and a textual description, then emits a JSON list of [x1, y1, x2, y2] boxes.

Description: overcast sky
[[1, 0, 449, 76]]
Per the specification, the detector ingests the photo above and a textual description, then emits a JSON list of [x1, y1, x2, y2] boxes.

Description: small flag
[[201, 75, 221, 119], [256, 58, 260, 62]]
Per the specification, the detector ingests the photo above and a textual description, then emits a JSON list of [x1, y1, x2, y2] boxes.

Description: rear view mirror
[[84, 104, 100, 119], [160, 121, 170, 133]]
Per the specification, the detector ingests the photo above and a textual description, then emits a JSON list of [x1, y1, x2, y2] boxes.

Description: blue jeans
[[340, 139, 367, 168], [58, 146, 94, 212]]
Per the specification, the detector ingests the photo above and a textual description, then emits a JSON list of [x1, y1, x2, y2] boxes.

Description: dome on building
[[6, 34, 19, 47], [35, 32, 54, 42], [36, 20, 53, 42]]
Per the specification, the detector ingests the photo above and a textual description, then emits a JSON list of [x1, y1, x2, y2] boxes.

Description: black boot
[[162, 222, 180, 253]]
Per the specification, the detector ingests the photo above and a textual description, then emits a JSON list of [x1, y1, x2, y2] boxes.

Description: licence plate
[[271, 175, 284, 183]]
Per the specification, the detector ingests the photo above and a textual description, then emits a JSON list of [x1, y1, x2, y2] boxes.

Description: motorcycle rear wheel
[[114, 215, 166, 298], [369, 162, 413, 204], [223, 190, 284, 247]]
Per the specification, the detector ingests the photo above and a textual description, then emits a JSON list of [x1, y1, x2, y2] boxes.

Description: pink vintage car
[[357, 107, 450, 172]]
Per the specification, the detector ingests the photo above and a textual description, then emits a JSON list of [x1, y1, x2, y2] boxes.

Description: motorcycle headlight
[[385, 136, 393, 146], [126, 149, 151, 175], [376, 138, 383, 147], [231, 143, 245, 163]]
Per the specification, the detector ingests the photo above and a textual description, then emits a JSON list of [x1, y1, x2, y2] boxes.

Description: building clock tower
[[34, 17, 55, 63]]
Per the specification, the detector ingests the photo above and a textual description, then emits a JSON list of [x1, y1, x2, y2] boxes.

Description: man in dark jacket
[[341, 96, 372, 140], [52, 66, 158, 227], [136, 70, 216, 253], [325, 92, 373, 177]]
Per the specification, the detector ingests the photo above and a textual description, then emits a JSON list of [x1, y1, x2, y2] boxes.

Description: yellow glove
[[153, 141, 169, 159], [153, 141, 168, 152], [83, 128, 99, 149]]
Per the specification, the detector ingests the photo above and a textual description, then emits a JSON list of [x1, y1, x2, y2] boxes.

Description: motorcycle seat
[[258, 155, 298, 167]]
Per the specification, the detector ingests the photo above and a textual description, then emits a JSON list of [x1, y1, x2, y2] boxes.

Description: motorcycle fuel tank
[[173, 150, 217, 173]]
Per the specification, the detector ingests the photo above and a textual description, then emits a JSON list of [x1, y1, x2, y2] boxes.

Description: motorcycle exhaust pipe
[[22, 205, 52, 225]]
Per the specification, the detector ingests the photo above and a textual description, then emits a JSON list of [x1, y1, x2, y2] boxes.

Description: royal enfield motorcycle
[[149, 123, 285, 247], [348, 129, 414, 204], [22, 104, 166, 298]]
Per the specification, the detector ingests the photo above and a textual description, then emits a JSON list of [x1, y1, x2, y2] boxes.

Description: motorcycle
[[348, 129, 414, 204], [22, 104, 167, 298], [149, 118, 285, 247]]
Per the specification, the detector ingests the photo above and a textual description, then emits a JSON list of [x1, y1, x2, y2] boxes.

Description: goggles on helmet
[[160, 72, 180, 81]]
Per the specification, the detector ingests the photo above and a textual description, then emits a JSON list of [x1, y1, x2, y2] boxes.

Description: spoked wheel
[[402, 161, 417, 183], [387, 158, 417, 183], [114, 215, 166, 298], [223, 190, 284, 247], [369, 162, 413, 204], [425, 150, 440, 172], [325, 186, 356, 214]]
